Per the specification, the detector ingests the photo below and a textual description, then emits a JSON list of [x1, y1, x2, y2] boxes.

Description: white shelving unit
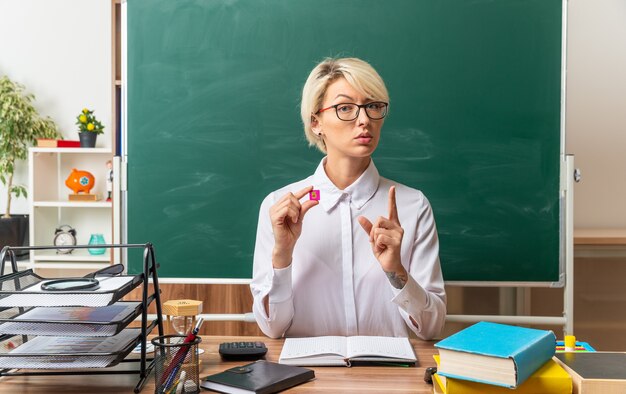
[[20, 1, 123, 275], [28, 148, 119, 271]]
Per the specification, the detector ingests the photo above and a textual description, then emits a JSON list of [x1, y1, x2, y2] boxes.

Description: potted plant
[[0, 75, 60, 252], [76, 108, 104, 147]]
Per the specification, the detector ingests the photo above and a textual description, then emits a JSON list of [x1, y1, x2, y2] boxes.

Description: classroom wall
[[567, 0, 626, 228], [1, 1, 624, 226], [0, 0, 112, 215]]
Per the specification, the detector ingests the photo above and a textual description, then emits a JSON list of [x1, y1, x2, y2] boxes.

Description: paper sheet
[[0, 276, 134, 307], [0, 329, 139, 369], [0, 302, 140, 336]]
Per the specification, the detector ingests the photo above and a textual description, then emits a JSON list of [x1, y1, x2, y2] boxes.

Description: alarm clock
[[54, 225, 77, 254]]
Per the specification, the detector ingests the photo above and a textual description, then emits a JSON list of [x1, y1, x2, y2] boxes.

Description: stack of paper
[[0, 276, 134, 307], [0, 329, 140, 369], [0, 302, 140, 336]]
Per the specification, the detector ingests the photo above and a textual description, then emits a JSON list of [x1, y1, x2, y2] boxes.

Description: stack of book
[[433, 321, 572, 394], [36, 139, 80, 148], [555, 339, 595, 353]]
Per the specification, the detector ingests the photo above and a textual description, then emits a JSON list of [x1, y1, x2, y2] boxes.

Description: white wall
[[567, 0, 626, 228], [0, 0, 112, 215]]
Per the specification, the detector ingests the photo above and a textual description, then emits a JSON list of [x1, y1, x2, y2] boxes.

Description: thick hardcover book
[[201, 360, 314, 394], [554, 352, 626, 394], [278, 336, 416, 367], [435, 321, 556, 388], [433, 355, 571, 394]]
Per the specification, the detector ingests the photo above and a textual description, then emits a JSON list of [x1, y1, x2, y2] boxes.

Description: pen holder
[[152, 335, 202, 394]]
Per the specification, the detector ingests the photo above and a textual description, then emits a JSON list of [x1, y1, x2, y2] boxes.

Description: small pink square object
[[309, 190, 320, 201]]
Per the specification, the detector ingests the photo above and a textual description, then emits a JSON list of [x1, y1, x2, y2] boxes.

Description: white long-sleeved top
[[250, 158, 446, 339]]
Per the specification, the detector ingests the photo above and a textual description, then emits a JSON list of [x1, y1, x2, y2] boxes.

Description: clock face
[[54, 231, 76, 254]]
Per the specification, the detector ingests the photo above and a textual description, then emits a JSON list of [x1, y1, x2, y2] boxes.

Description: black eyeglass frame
[[316, 101, 389, 121]]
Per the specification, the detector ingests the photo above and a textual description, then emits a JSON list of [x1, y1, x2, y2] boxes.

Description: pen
[[163, 348, 189, 394], [160, 318, 204, 392], [165, 370, 184, 394]]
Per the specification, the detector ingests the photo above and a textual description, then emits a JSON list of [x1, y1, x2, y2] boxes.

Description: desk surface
[[0, 336, 437, 393]]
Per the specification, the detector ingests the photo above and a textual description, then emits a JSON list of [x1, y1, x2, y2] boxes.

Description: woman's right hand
[[270, 186, 319, 268]]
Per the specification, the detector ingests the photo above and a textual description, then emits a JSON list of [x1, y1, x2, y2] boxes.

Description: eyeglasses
[[316, 101, 388, 121]]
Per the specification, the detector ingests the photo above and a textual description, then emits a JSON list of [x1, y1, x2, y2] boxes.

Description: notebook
[[201, 360, 315, 394]]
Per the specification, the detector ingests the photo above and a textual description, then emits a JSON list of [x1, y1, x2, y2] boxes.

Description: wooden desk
[[0, 336, 437, 393]]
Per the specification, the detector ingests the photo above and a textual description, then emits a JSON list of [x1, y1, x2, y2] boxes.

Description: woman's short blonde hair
[[301, 57, 389, 153]]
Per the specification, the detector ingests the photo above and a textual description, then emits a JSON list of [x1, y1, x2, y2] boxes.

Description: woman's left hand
[[358, 186, 408, 288]]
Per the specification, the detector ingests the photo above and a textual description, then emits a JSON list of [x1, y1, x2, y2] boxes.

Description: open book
[[278, 336, 417, 367]]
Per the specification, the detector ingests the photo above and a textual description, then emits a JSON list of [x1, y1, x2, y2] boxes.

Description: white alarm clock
[[53, 224, 77, 254]]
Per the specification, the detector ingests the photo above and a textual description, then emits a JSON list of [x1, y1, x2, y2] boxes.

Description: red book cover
[[57, 140, 81, 148]]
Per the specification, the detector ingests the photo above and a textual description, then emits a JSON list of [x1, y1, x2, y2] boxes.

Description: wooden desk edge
[[574, 228, 626, 246], [0, 336, 438, 393]]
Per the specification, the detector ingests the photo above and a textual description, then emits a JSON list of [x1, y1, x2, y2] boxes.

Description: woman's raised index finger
[[294, 185, 314, 199], [388, 185, 399, 223]]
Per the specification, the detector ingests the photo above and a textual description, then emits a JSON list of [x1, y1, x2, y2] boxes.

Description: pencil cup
[[152, 335, 202, 394]]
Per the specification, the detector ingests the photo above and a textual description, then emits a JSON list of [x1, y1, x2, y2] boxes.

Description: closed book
[[433, 371, 445, 394], [200, 360, 315, 394], [435, 321, 556, 388], [554, 352, 626, 394], [433, 355, 572, 394], [36, 138, 57, 147], [278, 336, 416, 367], [57, 140, 80, 147]]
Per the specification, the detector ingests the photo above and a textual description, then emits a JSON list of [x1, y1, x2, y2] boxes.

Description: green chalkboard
[[127, 0, 563, 281]]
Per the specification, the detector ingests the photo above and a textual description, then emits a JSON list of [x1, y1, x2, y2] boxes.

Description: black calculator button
[[219, 341, 267, 361]]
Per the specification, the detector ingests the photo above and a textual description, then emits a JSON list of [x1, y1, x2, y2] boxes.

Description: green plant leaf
[[0, 75, 61, 214]]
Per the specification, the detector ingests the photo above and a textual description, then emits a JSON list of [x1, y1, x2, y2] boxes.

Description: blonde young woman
[[251, 58, 446, 339]]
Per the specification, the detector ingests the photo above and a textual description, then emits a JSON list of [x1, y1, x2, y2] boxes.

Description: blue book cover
[[435, 321, 556, 388]]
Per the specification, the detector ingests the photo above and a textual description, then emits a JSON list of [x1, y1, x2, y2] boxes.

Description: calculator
[[218, 341, 268, 360]]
